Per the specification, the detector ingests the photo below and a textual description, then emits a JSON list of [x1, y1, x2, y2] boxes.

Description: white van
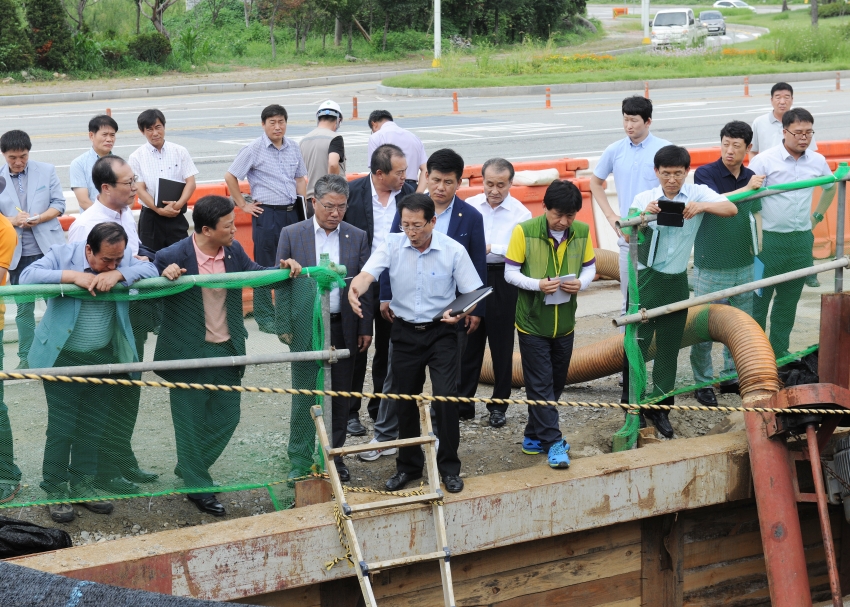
[[650, 9, 708, 47]]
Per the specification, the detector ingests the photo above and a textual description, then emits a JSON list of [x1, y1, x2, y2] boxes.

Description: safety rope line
[[4, 371, 850, 416]]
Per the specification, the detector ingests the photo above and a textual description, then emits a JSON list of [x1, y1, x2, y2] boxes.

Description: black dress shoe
[[694, 387, 718, 406], [489, 411, 507, 428], [188, 495, 227, 516], [718, 378, 740, 394], [442, 475, 464, 493], [95, 476, 140, 494], [122, 467, 159, 484], [347, 418, 367, 436], [386, 471, 422, 491], [336, 463, 350, 483], [643, 409, 674, 439]]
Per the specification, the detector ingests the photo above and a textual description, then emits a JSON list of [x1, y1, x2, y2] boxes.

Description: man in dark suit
[[154, 195, 300, 517], [342, 144, 414, 432], [277, 174, 373, 482]]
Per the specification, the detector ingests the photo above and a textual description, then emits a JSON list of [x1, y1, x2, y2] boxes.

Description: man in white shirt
[[459, 158, 531, 427], [129, 109, 198, 253], [748, 107, 835, 359], [367, 110, 428, 192], [69, 115, 118, 212]]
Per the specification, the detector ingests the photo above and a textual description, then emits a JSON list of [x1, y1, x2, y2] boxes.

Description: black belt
[[398, 318, 442, 331], [330, 312, 342, 322], [487, 262, 506, 268], [259, 203, 297, 212]]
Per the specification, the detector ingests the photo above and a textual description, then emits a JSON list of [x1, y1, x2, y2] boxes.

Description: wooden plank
[[371, 522, 641, 600], [491, 571, 641, 607], [228, 585, 321, 606], [294, 478, 333, 508], [641, 514, 683, 607], [320, 577, 367, 607]]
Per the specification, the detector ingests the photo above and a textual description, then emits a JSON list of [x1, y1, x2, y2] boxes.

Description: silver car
[[699, 10, 727, 35]]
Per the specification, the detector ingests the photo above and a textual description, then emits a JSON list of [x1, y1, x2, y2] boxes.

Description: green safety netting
[[0, 264, 345, 509]]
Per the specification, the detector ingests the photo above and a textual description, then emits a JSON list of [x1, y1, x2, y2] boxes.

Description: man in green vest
[[504, 180, 596, 468]]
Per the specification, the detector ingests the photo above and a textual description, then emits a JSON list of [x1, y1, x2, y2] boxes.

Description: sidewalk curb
[[376, 68, 847, 98], [0, 67, 433, 107]]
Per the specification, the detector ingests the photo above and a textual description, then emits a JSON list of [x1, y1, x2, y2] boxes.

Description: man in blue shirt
[[349, 194, 483, 494], [69, 115, 118, 212], [590, 96, 670, 316], [690, 121, 765, 405]]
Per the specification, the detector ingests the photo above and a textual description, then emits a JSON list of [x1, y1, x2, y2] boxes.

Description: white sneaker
[[358, 438, 398, 462]]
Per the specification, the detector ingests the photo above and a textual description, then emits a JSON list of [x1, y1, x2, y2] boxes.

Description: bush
[[129, 32, 173, 64], [819, 2, 850, 19], [772, 11, 790, 20], [176, 27, 212, 64], [26, 0, 74, 70], [0, 0, 33, 70], [100, 39, 128, 67], [773, 25, 850, 62], [372, 30, 432, 53], [71, 32, 104, 71]]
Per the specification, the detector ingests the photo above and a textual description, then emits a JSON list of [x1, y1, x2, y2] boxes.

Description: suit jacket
[[152, 237, 267, 380], [381, 195, 487, 316], [275, 219, 373, 355], [342, 175, 415, 249], [0, 161, 66, 270], [20, 241, 158, 369]]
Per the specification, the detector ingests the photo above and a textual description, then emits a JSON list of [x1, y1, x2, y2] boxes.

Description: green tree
[[26, 0, 74, 69], [0, 0, 33, 70]]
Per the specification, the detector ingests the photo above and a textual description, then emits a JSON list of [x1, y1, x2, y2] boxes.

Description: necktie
[[15, 173, 23, 196]]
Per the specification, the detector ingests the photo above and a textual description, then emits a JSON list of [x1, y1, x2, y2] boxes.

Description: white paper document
[[544, 274, 577, 305]]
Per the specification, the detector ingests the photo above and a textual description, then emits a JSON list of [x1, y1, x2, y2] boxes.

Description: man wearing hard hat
[[300, 100, 346, 203]]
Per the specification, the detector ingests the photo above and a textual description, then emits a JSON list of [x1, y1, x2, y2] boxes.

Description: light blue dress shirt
[[363, 230, 483, 323], [594, 132, 671, 217], [434, 198, 454, 235], [69, 148, 102, 204], [227, 133, 307, 207]]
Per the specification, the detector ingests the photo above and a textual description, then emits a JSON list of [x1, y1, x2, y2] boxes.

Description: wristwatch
[[813, 212, 824, 223]]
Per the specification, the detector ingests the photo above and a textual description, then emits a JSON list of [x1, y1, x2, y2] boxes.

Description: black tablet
[[432, 287, 493, 321], [656, 200, 686, 227]]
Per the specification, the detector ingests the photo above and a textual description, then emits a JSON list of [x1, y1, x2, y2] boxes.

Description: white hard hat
[[317, 100, 343, 120]]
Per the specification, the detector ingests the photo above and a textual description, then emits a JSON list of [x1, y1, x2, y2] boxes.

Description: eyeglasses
[[317, 201, 347, 213], [113, 175, 139, 186], [658, 171, 687, 180], [401, 224, 428, 233], [784, 129, 815, 139]]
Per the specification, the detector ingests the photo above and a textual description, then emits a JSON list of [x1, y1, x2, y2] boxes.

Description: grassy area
[[383, 11, 850, 89]]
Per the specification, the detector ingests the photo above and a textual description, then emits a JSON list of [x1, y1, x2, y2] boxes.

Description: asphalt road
[[5, 76, 849, 196]]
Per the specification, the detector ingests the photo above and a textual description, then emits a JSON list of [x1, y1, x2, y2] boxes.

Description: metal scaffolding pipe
[[837, 181, 847, 293], [613, 257, 850, 328], [9, 350, 351, 381]]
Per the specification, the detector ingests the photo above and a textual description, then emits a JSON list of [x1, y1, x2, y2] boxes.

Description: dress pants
[[351, 281, 391, 421], [392, 320, 461, 477], [170, 341, 242, 498], [9, 254, 43, 364], [138, 207, 190, 253], [0, 330, 20, 485], [518, 332, 573, 450], [459, 263, 517, 416], [253, 204, 301, 332]]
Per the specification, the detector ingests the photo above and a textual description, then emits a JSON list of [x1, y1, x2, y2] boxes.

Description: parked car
[[713, 0, 758, 12], [699, 10, 727, 35], [651, 9, 708, 47]]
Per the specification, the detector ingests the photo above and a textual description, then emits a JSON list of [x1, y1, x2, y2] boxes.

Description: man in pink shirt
[[154, 195, 300, 516]]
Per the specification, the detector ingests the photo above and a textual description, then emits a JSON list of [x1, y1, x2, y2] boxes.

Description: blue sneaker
[[547, 440, 571, 469], [522, 437, 543, 455]]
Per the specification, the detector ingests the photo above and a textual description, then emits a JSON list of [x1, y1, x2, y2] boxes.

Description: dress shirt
[[69, 147, 105, 204], [367, 121, 427, 181], [593, 132, 671, 218], [363, 230, 483, 323], [67, 199, 141, 256], [313, 216, 341, 313], [192, 234, 230, 343], [227, 133, 307, 206], [369, 176, 400, 256], [128, 141, 199, 205], [751, 111, 817, 154], [466, 192, 532, 262], [434, 199, 454, 235], [630, 184, 729, 274], [748, 144, 833, 233]]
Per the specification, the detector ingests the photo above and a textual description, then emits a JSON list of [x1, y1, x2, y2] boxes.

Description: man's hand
[[161, 264, 187, 281], [156, 202, 181, 218], [682, 202, 706, 220], [812, 214, 823, 227], [645, 201, 661, 215], [539, 277, 560, 294], [13, 211, 29, 228], [485, 244, 492, 255], [465, 315, 481, 334], [380, 301, 395, 323], [74, 270, 124, 295], [280, 259, 302, 277], [605, 214, 623, 236], [278, 333, 293, 345], [133, 255, 150, 262], [358, 335, 372, 352], [560, 279, 582, 294], [440, 309, 466, 324], [349, 285, 364, 318], [242, 201, 263, 217], [748, 175, 766, 190]]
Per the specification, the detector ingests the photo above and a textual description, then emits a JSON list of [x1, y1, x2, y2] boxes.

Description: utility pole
[[642, 0, 650, 44], [433, 0, 441, 66]]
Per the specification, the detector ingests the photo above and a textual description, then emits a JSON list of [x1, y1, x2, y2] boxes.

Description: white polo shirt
[[67, 199, 141, 256], [751, 111, 818, 154], [465, 192, 532, 263]]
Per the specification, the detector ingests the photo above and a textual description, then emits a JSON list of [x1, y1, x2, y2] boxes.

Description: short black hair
[[654, 145, 691, 170], [193, 195, 235, 233], [92, 156, 126, 193], [397, 193, 435, 222], [622, 96, 653, 122], [782, 107, 814, 129], [137, 109, 165, 131], [771, 82, 793, 97], [89, 114, 118, 135], [88, 222, 128, 255], [543, 180, 582, 215], [0, 130, 31, 153], [426, 148, 464, 181], [368, 109, 393, 129], [371, 144, 405, 175], [719, 121, 753, 146], [261, 104, 288, 123], [482, 158, 515, 181]]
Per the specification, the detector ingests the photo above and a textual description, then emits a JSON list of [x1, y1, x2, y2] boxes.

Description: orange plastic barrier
[[464, 158, 589, 185], [59, 215, 76, 230], [613, 7, 628, 17]]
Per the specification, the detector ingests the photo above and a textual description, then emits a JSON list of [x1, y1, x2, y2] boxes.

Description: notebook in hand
[[156, 178, 186, 208], [656, 198, 686, 227], [432, 287, 493, 321]]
